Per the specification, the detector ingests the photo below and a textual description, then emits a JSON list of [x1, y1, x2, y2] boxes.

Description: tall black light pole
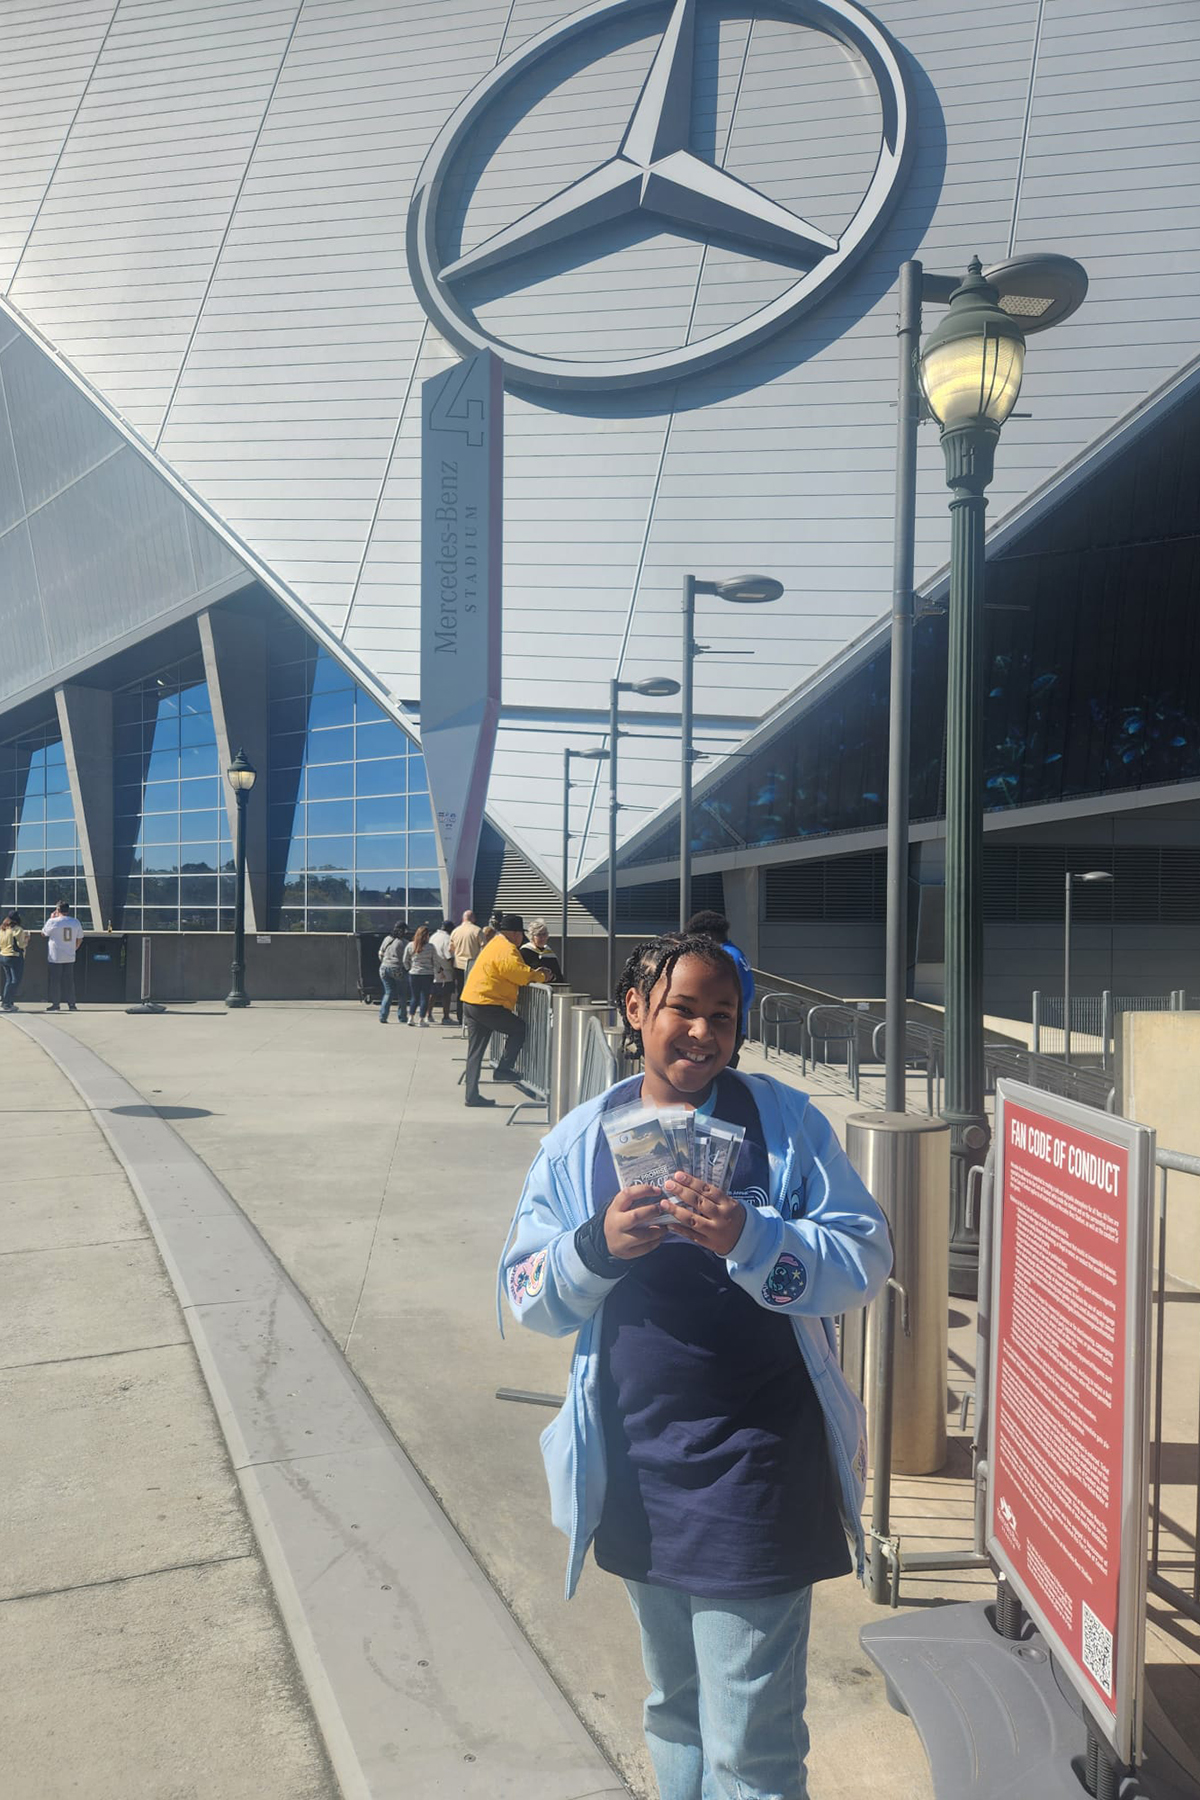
[[224, 747, 257, 1009], [884, 254, 1088, 1115], [920, 260, 1028, 1293], [1064, 870, 1113, 1064], [608, 675, 679, 1005], [562, 745, 608, 983], [680, 572, 783, 932]]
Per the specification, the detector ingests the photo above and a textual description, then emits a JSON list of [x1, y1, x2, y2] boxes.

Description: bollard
[[847, 1112, 950, 1477], [548, 988, 586, 1125], [125, 935, 165, 1015]]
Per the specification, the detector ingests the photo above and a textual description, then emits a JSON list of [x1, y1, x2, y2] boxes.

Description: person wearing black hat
[[459, 913, 549, 1108]]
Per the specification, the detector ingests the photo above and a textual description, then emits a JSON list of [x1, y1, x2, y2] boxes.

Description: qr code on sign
[[1082, 1600, 1113, 1696]]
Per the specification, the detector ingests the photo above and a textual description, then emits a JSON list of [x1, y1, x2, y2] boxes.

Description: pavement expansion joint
[[11, 1013, 630, 1800], [0, 1551, 256, 1607], [0, 1339, 190, 1373]]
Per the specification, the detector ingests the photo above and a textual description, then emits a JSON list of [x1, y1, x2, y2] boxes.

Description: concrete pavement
[[12, 999, 939, 1800], [0, 1025, 336, 1800]]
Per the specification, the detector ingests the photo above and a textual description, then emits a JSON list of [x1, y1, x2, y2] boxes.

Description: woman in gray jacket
[[377, 921, 409, 1024], [403, 925, 437, 1027]]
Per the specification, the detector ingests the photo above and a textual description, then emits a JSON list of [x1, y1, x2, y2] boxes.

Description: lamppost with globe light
[[918, 259, 1030, 1288], [1064, 869, 1114, 1064], [224, 748, 257, 1009], [680, 573, 784, 931], [608, 674, 680, 1004]]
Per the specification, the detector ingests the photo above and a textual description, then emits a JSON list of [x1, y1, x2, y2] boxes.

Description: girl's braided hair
[[615, 932, 744, 1057]]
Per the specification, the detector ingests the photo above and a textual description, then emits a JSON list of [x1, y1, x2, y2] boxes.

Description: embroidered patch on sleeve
[[508, 1248, 548, 1305], [762, 1252, 807, 1306]]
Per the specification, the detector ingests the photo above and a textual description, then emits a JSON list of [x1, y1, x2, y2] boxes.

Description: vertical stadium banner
[[988, 1080, 1154, 1765], [421, 349, 503, 919]]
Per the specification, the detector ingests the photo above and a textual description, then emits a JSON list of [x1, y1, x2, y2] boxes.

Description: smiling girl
[[500, 934, 891, 1800]]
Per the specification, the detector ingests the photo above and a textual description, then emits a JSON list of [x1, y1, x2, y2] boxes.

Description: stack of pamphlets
[[602, 1099, 745, 1198]]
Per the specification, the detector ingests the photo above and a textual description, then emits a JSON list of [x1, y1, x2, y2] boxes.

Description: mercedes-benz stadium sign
[[407, 0, 914, 391]]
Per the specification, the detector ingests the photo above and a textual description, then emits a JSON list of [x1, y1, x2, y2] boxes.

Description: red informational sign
[[989, 1087, 1151, 1757]]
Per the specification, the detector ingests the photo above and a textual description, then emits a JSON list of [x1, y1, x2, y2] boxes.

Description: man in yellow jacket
[[460, 913, 548, 1108]]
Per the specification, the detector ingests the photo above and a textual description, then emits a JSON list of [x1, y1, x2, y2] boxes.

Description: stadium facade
[[0, 0, 1197, 1010]]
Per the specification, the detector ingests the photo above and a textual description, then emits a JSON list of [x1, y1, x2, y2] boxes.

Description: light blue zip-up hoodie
[[498, 1070, 892, 1598]]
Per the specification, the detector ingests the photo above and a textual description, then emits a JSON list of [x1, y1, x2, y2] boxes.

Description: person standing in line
[[460, 913, 547, 1108], [430, 918, 456, 1024], [685, 909, 755, 1030], [0, 912, 29, 1011], [479, 909, 504, 949], [42, 899, 83, 1012], [522, 918, 564, 984], [403, 924, 437, 1027], [449, 908, 483, 1024], [377, 921, 407, 1024]]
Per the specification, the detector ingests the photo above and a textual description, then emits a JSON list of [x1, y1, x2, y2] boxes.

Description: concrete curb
[[13, 1014, 627, 1800]]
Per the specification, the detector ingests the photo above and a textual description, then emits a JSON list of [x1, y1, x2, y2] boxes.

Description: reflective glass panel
[[307, 799, 353, 836], [306, 762, 354, 802], [355, 796, 405, 834], [306, 727, 353, 766], [355, 758, 406, 797]]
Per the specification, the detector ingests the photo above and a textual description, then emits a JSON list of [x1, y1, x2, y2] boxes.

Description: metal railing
[[1149, 1145, 1200, 1626], [1032, 989, 1188, 1068], [577, 1009, 619, 1104], [751, 987, 1119, 1114], [487, 981, 554, 1124]]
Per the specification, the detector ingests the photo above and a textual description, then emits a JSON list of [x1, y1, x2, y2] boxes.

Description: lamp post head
[[712, 573, 784, 605], [1073, 870, 1114, 884], [919, 258, 1027, 432], [573, 746, 610, 760], [628, 676, 681, 698], [985, 253, 1088, 335], [226, 748, 257, 793]]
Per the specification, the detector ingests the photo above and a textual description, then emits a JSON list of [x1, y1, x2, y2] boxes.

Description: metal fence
[[752, 990, 1116, 1113], [577, 1009, 619, 1105], [1032, 990, 1189, 1067], [486, 981, 554, 1123], [1149, 1144, 1200, 1627]]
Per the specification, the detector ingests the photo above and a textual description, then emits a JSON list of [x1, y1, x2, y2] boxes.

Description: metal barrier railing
[[577, 1009, 619, 1104], [870, 1018, 939, 1115], [1149, 1144, 1200, 1627], [805, 1003, 860, 1099], [487, 981, 554, 1124], [757, 992, 808, 1061], [1032, 989, 1188, 1068]]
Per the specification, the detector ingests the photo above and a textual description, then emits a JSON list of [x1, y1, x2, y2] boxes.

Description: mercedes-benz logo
[[407, 0, 913, 392]]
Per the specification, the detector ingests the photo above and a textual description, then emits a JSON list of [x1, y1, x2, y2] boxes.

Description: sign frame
[[988, 1079, 1154, 1766]]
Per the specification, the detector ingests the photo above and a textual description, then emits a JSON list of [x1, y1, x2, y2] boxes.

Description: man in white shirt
[[430, 919, 456, 1024], [42, 900, 83, 1012], [448, 909, 483, 1025]]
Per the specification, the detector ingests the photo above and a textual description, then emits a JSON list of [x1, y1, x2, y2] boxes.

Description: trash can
[[355, 931, 385, 1005], [845, 1112, 950, 1476], [79, 935, 128, 1003]]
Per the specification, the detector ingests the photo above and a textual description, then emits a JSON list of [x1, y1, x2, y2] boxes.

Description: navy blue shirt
[[592, 1073, 851, 1598]]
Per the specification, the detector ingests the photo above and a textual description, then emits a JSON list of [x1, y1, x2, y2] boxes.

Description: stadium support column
[[199, 607, 268, 935], [56, 684, 113, 931]]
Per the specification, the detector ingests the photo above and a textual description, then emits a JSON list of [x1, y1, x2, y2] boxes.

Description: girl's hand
[[604, 1184, 669, 1260], [660, 1171, 745, 1258]]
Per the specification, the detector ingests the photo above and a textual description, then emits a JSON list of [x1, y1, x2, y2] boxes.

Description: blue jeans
[[1, 954, 23, 1007], [626, 1581, 812, 1800], [408, 972, 433, 1019], [379, 968, 405, 1021]]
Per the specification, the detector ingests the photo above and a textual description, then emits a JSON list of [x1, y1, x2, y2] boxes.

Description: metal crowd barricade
[[487, 981, 554, 1124], [577, 1008, 620, 1104], [1149, 1144, 1200, 1627], [869, 1018, 938, 1115]]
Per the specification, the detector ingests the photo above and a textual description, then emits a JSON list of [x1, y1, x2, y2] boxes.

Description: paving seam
[[11, 1016, 629, 1800]]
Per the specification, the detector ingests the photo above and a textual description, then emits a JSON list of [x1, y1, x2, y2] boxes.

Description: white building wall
[[1, 0, 1198, 881]]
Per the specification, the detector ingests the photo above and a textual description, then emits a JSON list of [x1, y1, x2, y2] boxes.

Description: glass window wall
[[113, 654, 233, 930], [266, 628, 439, 932], [0, 726, 91, 927]]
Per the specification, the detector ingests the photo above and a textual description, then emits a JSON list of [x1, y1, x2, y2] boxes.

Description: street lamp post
[[919, 259, 1028, 1293], [1064, 870, 1113, 1064], [224, 747, 257, 1010], [883, 254, 1088, 1117], [608, 674, 680, 1005], [562, 745, 609, 983], [680, 572, 783, 932]]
